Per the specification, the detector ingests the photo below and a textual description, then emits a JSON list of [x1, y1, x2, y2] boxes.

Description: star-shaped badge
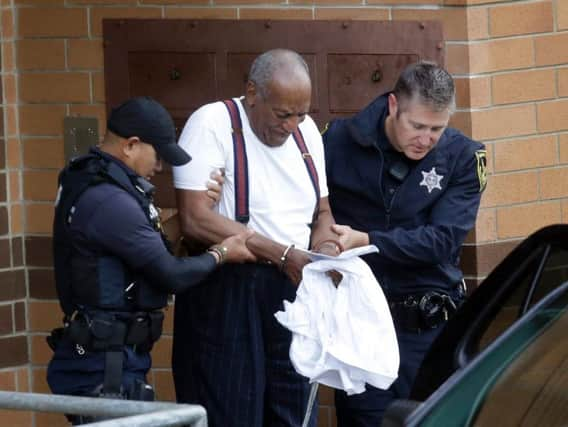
[[420, 167, 444, 194]]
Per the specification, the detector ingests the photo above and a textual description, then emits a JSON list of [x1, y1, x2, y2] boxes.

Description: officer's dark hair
[[248, 49, 310, 99], [393, 61, 456, 116]]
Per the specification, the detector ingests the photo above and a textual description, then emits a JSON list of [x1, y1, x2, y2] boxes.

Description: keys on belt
[[389, 291, 458, 333]]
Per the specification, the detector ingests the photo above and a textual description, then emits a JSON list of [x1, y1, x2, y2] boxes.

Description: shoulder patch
[[320, 122, 329, 136], [475, 149, 487, 192]]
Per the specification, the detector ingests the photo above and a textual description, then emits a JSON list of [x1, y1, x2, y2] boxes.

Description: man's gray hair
[[248, 49, 310, 99], [393, 61, 456, 114]]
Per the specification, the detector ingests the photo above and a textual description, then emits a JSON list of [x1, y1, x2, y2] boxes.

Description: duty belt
[[389, 291, 459, 333], [63, 309, 164, 353]]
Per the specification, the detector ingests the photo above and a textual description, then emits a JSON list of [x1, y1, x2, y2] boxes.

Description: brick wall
[[1, 2, 34, 426], [0, 0, 567, 426]]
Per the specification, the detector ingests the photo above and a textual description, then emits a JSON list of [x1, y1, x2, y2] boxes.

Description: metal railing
[[0, 390, 207, 426]]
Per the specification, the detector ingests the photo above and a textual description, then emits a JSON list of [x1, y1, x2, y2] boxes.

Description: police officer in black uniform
[[47, 97, 255, 424], [322, 62, 487, 426]]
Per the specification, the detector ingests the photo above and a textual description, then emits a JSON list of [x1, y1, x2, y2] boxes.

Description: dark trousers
[[172, 263, 316, 427], [335, 326, 443, 427]]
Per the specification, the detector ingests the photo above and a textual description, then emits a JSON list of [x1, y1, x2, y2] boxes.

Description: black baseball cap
[[107, 96, 191, 166]]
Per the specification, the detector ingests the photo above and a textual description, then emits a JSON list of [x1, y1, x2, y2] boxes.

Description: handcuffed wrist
[[314, 239, 343, 254]]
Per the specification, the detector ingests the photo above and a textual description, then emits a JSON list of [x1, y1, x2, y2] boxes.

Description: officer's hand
[[206, 169, 225, 204], [331, 224, 370, 250], [283, 248, 311, 286], [220, 229, 257, 263]]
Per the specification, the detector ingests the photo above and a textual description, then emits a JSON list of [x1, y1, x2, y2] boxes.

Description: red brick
[[496, 202, 561, 239], [26, 204, 54, 234], [23, 170, 59, 201], [558, 68, 568, 98], [147, 336, 169, 369], [30, 335, 52, 365], [68, 39, 104, 70], [492, 69, 555, 105], [480, 171, 538, 208], [315, 8, 389, 20], [17, 40, 65, 70], [535, 33, 568, 66], [392, 7, 487, 41], [454, 76, 491, 109], [0, 410, 33, 427], [2, 41, 15, 72], [474, 208, 497, 243], [493, 136, 557, 173], [489, 1, 553, 37], [23, 138, 65, 169], [559, 0, 568, 30], [1, 8, 14, 39], [92, 72, 106, 103], [35, 412, 70, 427], [29, 301, 61, 332], [239, 8, 313, 19], [19, 105, 66, 137], [11, 205, 23, 235], [20, 72, 90, 103], [468, 38, 535, 74], [152, 369, 176, 401], [0, 371, 16, 390], [537, 99, 568, 133], [164, 7, 237, 18], [540, 167, 568, 199], [31, 367, 51, 394], [18, 8, 88, 37], [470, 104, 536, 141], [560, 134, 568, 164]]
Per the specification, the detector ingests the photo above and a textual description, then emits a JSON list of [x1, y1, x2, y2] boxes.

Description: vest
[[53, 148, 169, 317]]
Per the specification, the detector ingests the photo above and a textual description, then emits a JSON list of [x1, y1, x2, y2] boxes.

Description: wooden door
[[103, 19, 444, 207]]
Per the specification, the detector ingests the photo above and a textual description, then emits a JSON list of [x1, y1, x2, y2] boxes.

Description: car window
[[473, 302, 568, 426], [477, 245, 568, 352], [528, 247, 568, 309]]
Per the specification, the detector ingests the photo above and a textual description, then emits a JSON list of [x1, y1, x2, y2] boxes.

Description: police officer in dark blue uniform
[[47, 97, 255, 424], [322, 62, 487, 427]]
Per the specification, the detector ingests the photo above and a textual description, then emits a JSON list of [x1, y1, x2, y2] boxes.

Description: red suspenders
[[222, 99, 320, 226]]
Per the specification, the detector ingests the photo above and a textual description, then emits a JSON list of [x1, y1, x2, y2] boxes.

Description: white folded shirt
[[275, 245, 399, 395]]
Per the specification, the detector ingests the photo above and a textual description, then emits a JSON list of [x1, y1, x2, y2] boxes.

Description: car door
[[393, 280, 568, 427], [411, 224, 568, 400]]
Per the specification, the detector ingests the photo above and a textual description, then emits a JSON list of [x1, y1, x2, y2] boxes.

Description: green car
[[384, 224, 568, 427]]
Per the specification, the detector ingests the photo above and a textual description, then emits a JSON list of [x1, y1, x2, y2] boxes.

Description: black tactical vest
[[53, 148, 169, 316]]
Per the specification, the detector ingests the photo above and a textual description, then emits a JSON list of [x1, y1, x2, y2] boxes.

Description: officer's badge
[[475, 149, 487, 192], [149, 203, 162, 231], [420, 167, 444, 194]]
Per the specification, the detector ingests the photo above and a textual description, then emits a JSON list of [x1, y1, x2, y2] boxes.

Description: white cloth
[[275, 246, 399, 395], [172, 97, 328, 250]]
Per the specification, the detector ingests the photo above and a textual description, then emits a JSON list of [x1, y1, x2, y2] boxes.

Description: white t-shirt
[[173, 98, 329, 250]]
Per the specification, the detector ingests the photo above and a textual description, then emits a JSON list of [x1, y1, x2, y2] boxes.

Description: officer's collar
[[346, 93, 390, 149], [90, 147, 155, 196]]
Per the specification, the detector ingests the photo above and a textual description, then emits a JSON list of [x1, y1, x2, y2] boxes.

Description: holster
[[67, 310, 163, 353]]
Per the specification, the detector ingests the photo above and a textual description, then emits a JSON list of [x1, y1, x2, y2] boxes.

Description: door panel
[[104, 19, 444, 208]]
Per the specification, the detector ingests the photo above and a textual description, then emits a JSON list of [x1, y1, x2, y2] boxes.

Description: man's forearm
[[176, 189, 289, 263], [310, 197, 339, 252]]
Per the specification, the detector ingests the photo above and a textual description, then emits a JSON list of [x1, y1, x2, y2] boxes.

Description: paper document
[[296, 244, 379, 261]]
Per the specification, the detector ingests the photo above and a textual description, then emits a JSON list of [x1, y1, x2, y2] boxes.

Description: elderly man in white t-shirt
[[171, 49, 340, 427]]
